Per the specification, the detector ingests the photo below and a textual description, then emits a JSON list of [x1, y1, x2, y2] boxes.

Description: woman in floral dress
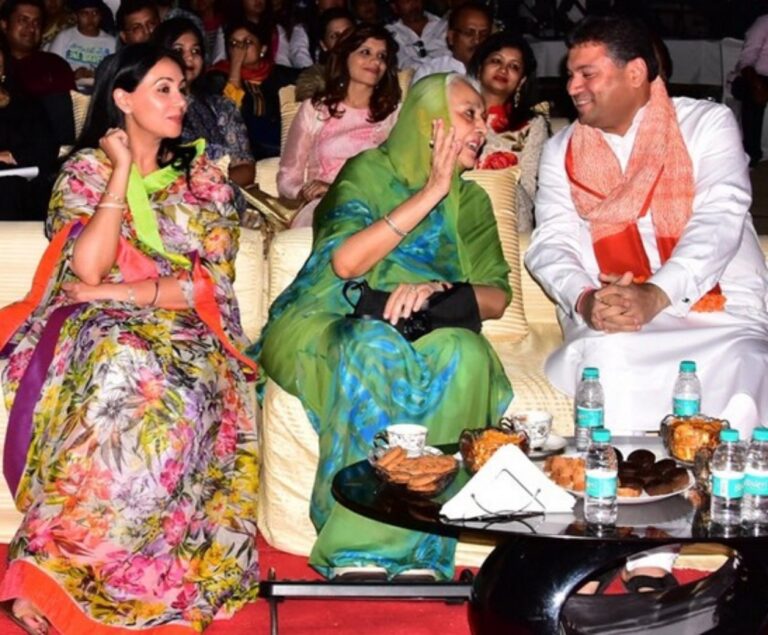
[[0, 42, 259, 634]]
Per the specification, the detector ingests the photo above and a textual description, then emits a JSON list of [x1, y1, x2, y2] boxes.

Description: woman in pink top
[[278, 24, 401, 228]]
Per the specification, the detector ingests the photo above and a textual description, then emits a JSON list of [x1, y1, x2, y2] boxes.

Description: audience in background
[[209, 18, 297, 159], [230, 0, 290, 68], [294, 6, 355, 101], [47, 0, 115, 82], [41, 0, 74, 46], [350, 0, 383, 26], [288, 0, 345, 69], [733, 10, 768, 166], [411, 1, 490, 83], [154, 17, 254, 209], [0, 0, 75, 97], [0, 33, 59, 220], [386, 0, 449, 70], [116, 0, 159, 44], [469, 30, 549, 231], [280, 24, 401, 228]]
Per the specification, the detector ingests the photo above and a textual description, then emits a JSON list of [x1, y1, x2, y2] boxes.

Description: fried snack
[[461, 428, 529, 473], [377, 446, 406, 469], [374, 452, 459, 495], [544, 456, 585, 491], [668, 416, 725, 462]]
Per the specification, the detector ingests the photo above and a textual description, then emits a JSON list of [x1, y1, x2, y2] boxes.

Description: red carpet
[[0, 537, 710, 634]]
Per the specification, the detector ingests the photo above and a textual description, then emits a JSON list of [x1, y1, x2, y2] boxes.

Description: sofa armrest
[[256, 157, 280, 198]]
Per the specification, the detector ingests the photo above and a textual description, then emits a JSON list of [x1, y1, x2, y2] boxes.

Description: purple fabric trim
[[4, 303, 85, 498]]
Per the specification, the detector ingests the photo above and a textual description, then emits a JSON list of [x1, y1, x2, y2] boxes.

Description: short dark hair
[[448, 2, 492, 31], [224, 19, 271, 57], [116, 0, 158, 32], [316, 24, 400, 123], [0, 0, 45, 23], [565, 15, 659, 83]]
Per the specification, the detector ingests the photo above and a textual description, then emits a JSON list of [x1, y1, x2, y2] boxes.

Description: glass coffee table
[[332, 437, 768, 634]]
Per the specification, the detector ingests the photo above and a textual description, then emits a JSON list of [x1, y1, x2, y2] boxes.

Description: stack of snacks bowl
[[369, 446, 459, 497], [660, 415, 729, 465], [459, 427, 530, 474]]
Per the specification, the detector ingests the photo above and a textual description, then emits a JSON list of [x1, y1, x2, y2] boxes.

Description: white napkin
[[440, 445, 576, 519]]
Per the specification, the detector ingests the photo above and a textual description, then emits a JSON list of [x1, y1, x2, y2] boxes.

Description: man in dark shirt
[[0, 0, 75, 97]]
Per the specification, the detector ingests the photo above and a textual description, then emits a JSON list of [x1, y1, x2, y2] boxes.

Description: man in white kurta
[[526, 27, 768, 438], [527, 14, 768, 589]]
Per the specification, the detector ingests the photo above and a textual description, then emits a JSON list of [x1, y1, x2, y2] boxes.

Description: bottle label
[[745, 470, 768, 496], [586, 469, 617, 498], [712, 471, 745, 499], [576, 406, 603, 429], [673, 397, 700, 417]]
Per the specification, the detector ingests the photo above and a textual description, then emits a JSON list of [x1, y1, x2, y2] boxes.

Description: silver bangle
[[383, 213, 408, 238], [126, 284, 136, 304]]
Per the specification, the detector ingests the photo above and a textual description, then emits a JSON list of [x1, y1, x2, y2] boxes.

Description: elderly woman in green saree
[[250, 72, 513, 580]]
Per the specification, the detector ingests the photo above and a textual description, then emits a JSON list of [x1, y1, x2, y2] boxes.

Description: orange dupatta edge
[[0, 219, 259, 380], [564, 139, 725, 312]]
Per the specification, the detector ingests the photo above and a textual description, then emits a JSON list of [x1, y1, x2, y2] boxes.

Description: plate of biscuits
[[369, 445, 459, 497], [544, 449, 692, 505]]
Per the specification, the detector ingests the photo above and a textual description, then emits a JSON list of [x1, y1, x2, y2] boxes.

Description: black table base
[[467, 538, 768, 635]]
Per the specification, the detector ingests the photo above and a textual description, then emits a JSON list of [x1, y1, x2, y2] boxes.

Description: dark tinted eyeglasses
[[414, 39, 426, 58]]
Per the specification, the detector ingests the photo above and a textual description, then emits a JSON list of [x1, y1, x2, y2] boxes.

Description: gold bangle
[[96, 202, 126, 211], [383, 213, 408, 238]]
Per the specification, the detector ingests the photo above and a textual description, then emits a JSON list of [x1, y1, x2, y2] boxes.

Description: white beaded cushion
[[279, 85, 299, 152], [462, 166, 529, 344], [232, 228, 266, 341]]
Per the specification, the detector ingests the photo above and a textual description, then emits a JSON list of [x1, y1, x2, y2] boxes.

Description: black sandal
[[622, 572, 678, 593]]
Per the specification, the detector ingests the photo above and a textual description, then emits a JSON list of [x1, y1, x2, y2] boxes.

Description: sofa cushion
[[233, 228, 266, 341], [462, 166, 528, 343]]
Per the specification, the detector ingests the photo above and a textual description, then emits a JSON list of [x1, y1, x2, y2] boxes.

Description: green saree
[[250, 74, 513, 579]]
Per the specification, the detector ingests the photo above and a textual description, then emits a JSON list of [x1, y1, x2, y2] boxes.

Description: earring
[[513, 90, 520, 109]]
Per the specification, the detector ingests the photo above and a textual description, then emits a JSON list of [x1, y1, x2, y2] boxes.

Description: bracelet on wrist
[[149, 279, 160, 307], [102, 189, 126, 205], [383, 213, 408, 238], [126, 284, 136, 304], [96, 202, 126, 211]]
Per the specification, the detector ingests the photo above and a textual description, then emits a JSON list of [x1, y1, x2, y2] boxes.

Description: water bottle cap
[[720, 429, 739, 443], [679, 360, 696, 373], [582, 367, 599, 380], [591, 428, 611, 443], [753, 428, 768, 442]]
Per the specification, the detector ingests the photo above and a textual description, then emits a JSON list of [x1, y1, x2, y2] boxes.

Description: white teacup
[[374, 423, 428, 457], [508, 411, 553, 449]]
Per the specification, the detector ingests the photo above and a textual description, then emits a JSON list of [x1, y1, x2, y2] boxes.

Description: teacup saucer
[[528, 433, 567, 460]]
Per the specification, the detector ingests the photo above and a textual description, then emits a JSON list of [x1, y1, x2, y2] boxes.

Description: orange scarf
[[565, 78, 724, 312]]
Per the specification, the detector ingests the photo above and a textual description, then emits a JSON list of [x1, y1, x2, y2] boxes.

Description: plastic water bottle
[[584, 428, 618, 526], [575, 367, 604, 452], [672, 360, 702, 416], [742, 428, 768, 528], [710, 429, 746, 527]]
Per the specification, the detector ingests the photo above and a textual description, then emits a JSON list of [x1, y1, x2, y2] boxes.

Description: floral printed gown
[[0, 145, 259, 634]]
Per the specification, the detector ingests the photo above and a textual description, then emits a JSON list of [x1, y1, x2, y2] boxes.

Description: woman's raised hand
[[99, 127, 132, 170], [383, 281, 451, 325], [424, 119, 460, 201], [300, 180, 330, 202]]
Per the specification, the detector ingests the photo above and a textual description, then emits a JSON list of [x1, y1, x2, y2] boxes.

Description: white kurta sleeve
[[289, 25, 313, 69], [524, 128, 597, 321], [648, 102, 752, 316]]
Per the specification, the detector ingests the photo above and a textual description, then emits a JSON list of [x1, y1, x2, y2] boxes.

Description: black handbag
[[342, 280, 481, 342]]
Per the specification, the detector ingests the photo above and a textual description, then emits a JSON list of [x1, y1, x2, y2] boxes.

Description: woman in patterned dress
[[0, 42, 259, 634], [252, 73, 512, 581], [278, 24, 401, 229]]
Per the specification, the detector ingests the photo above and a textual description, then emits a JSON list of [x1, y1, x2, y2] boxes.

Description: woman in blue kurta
[[250, 73, 513, 580]]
